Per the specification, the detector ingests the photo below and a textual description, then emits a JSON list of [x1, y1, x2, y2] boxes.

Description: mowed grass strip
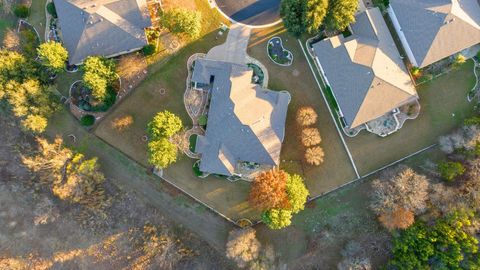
[[248, 25, 357, 196], [345, 60, 476, 175]]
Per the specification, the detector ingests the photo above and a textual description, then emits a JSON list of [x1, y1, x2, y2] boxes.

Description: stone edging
[[468, 58, 480, 102], [266, 36, 293, 67]]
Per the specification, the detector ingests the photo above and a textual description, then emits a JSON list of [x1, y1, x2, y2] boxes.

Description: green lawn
[[345, 60, 476, 175], [0, 17, 14, 41], [27, 0, 46, 41]]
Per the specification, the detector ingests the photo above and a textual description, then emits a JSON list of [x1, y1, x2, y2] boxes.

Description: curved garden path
[[183, 53, 209, 159]]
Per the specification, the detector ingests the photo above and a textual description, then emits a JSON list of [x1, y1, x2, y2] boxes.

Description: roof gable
[[53, 0, 151, 64], [313, 8, 417, 128], [390, 0, 480, 67], [193, 59, 290, 176]]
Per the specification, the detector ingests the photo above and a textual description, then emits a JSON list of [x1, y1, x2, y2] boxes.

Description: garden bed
[[267, 37, 293, 66], [247, 63, 264, 85], [18, 20, 40, 58], [70, 81, 117, 112]]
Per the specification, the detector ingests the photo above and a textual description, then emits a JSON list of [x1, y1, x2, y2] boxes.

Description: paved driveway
[[215, 0, 281, 26], [206, 24, 251, 64]]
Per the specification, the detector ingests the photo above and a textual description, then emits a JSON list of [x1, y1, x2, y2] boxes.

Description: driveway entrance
[[214, 0, 281, 27]]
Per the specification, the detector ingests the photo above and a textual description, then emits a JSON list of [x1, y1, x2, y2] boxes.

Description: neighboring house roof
[[193, 59, 290, 176], [312, 8, 417, 128], [390, 0, 480, 68], [53, 0, 152, 64]]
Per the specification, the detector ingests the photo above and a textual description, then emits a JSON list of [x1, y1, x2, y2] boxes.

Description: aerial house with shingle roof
[[54, 0, 152, 65], [312, 8, 418, 136], [191, 58, 291, 178], [388, 0, 480, 68]]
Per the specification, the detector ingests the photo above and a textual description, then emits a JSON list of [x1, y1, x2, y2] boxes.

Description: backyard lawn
[[27, 0, 46, 41], [345, 60, 476, 175], [0, 17, 13, 41], [248, 25, 357, 196]]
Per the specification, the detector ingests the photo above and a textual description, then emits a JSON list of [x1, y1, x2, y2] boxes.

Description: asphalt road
[[215, 0, 281, 26]]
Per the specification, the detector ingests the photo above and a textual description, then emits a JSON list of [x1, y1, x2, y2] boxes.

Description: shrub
[[142, 44, 156, 56], [80, 114, 95, 126], [261, 209, 292, 230], [438, 161, 465, 182], [296, 106, 318, 126], [301, 127, 321, 147], [46, 2, 57, 18], [13, 5, 29, 18], [410, 67, 421, 77], [305, 146, 324, 165], [198, 115, 207, 126]]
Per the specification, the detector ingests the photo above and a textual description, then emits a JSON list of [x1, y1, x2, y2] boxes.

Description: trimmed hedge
[[47, 2, 57, 18], [80, 114, 95, 126], [142, 44, 156, 56]]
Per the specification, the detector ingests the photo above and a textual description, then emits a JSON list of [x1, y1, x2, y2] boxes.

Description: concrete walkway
[[206, 24, 251, 64]]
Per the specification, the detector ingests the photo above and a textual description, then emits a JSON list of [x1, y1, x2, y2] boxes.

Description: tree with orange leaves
[[249, 169, 290, 211], [378, 207, 415, 230]]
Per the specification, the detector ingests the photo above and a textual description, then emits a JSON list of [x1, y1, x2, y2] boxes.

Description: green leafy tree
[[286, 174, 309, 214], [148, 138, 178, 168], [160, 8, 202, 39], [82, 56, 117, 101], [280, 0, 306, 37], [4, 80, 59, 133], [438, 161, 465, 182], [147, 111, 183, 139], [37, 42, 68, 72], [261, 209, 292, 230], [304, 0, 328, 34], [21, 114, 48, 133], [0, 49, 35, 89], [13, 5, 29, 18], [325, 0, 358, 31], [389, 211, 480, 270]]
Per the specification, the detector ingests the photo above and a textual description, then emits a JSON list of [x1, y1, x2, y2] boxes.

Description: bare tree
[[301, 128, 321, 147], [22, 137, 107, 209], [431, 158, 480, 214], [439, 125, 480, 154], [296, 106, 318, 126], [370, 166, 429, 216], [226, 228, 261, 268], [337, 241, 372, 270], [305, 146, 324, 165]]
